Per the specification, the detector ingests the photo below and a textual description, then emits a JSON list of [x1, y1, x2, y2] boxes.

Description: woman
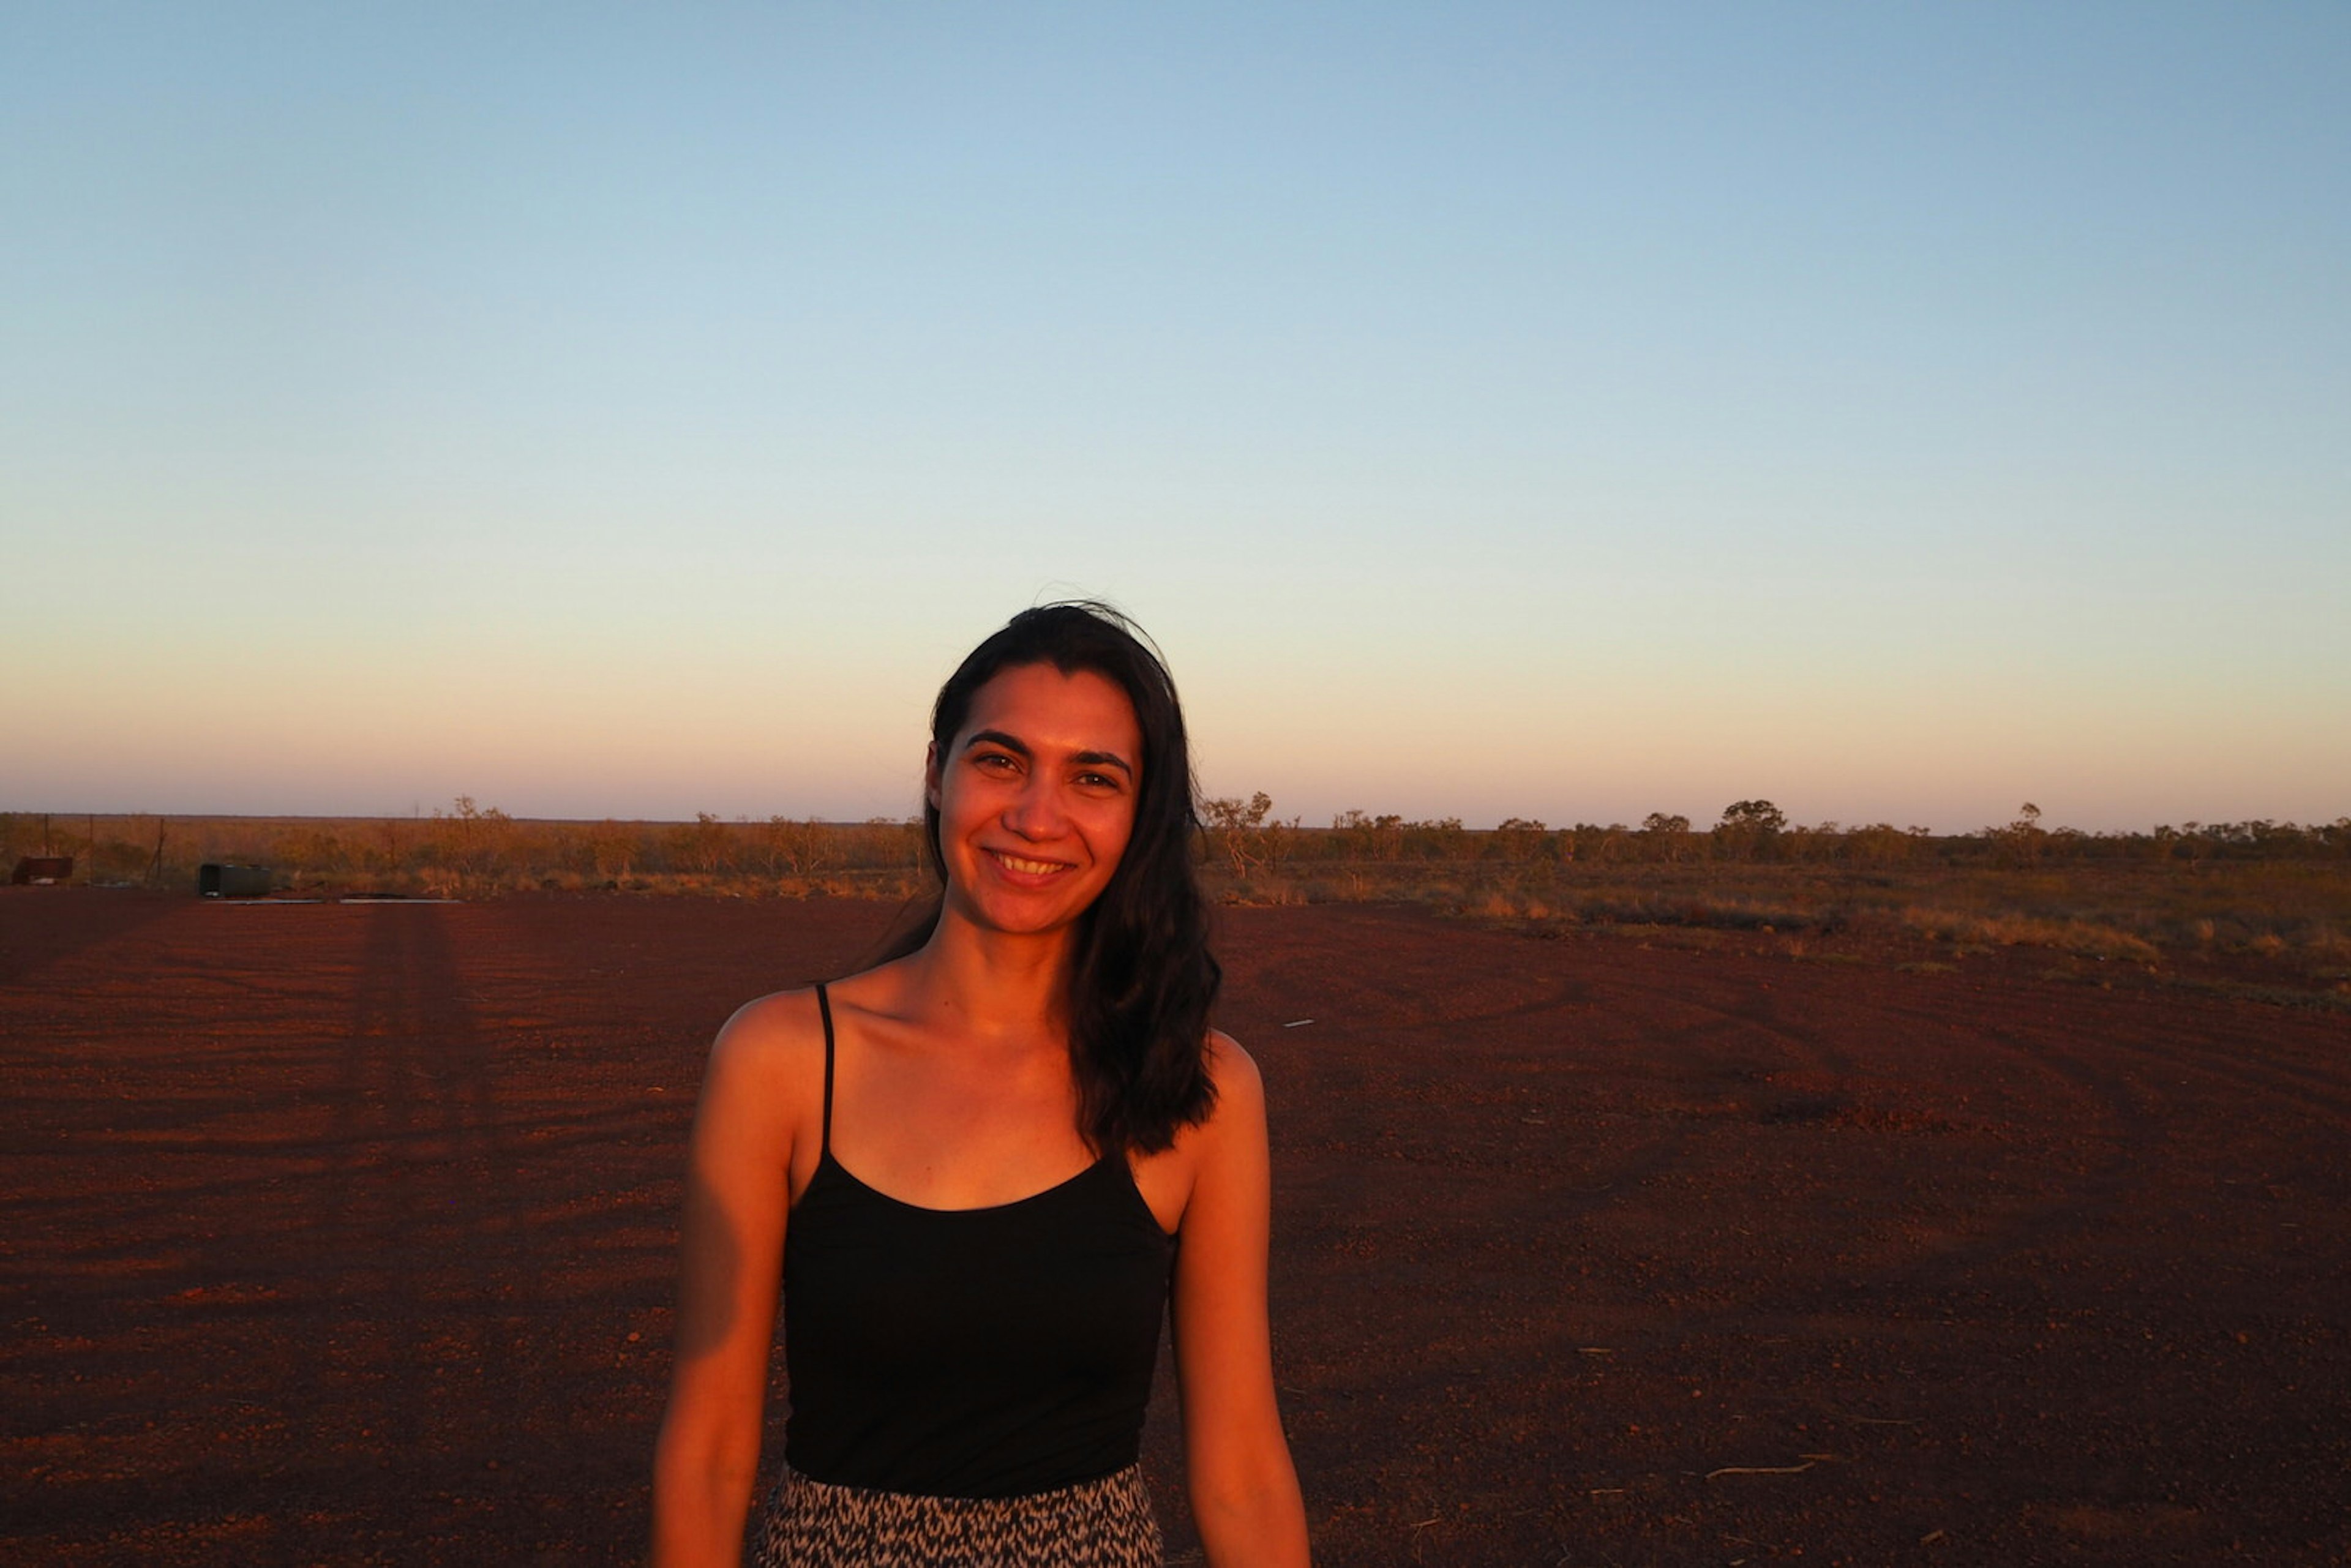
[[651, 603, 1310, 1567]]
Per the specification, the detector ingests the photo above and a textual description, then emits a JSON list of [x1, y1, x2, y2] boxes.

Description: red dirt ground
[[4, 888, 2346, 1566]]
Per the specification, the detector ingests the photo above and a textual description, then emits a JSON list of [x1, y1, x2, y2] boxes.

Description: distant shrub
[[1492, 818, 1550, 863]]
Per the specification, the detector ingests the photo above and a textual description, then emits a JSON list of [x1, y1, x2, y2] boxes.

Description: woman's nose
[[1002, 776, 1067, 838]]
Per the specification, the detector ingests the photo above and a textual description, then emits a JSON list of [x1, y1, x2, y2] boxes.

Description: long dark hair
[[876, 601, 1220, 1155]]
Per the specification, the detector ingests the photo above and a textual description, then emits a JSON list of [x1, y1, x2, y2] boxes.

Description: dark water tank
[[199, 863, 274, 898]]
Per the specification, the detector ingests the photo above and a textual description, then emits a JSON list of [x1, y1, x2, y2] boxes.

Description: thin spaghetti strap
[[814, 983, 836, 1156]]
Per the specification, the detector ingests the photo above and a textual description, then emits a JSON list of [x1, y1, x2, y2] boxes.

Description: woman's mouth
[[983, 850, 1076, 879], [988, 850, 1070, 877]]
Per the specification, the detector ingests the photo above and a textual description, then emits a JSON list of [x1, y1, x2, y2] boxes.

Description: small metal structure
[[10, 856, 73, 885], [199, 863, 274, 898]]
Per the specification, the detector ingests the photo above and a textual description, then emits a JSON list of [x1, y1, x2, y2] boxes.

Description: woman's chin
[[942, 883, 1072, 937]]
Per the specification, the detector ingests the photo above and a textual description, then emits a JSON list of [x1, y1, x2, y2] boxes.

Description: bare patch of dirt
[[4, 890, 2346, 1564]]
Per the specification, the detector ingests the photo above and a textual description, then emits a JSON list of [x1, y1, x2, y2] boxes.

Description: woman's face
[[927, 661, 1143, 939]]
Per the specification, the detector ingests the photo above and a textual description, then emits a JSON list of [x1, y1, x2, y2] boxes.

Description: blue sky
[[6, 2, 2345, 830]]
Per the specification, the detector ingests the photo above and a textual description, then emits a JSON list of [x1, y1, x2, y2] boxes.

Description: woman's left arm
[[1171, 1035, 1311, 1567]]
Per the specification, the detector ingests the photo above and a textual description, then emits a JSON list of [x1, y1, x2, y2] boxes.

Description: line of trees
[[1196, 797, 2351, 874], [10, 798, 2347, 893], [0, 805, 930, 890]]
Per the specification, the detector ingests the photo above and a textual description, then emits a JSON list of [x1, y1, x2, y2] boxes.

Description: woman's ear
[[923, 741, 941, 809]]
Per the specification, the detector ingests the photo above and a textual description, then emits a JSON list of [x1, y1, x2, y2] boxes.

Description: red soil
[[4, 889, 2345, 1566]]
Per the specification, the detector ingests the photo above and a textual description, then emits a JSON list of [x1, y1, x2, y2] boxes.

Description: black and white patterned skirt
[[752, 1464, 1163, 1567]]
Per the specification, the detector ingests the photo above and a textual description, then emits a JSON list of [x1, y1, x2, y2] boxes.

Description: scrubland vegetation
[[1191, 799, 2351, 992], [1, 800, 930, 901], [9, 798, 2349, 996]]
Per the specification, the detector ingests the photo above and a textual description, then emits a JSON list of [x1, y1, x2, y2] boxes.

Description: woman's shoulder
[[702, 985, 833, 1109], [716, 983, 827, 1046], [707, 964, 910, 1086], [1175, 1028, 1265, 1154], [1201, 1027, 1262, 1103]]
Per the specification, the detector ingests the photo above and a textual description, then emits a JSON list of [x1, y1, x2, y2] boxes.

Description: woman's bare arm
[[648, 996, 809, 1567], [1171, 1036, 1311, 1566]]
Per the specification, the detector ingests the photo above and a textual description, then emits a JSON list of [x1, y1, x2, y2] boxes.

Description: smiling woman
[[929, 664, 1141, 945], [650, 603, 1310, 1567]]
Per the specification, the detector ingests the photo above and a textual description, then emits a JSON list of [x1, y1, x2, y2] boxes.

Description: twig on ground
[[1705, 1460, 1817, 1479]]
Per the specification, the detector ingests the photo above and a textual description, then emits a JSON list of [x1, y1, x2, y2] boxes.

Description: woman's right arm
[[650, 998, 804, 1567]]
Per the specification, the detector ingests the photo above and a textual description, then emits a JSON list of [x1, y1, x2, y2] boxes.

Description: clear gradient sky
[[6, 3, 2346, 831]]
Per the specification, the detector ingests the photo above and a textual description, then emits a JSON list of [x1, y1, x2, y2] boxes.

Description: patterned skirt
[[752, 1463, 1163, 1567]]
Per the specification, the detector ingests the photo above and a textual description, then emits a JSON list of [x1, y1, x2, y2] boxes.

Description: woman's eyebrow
[[964, 729, 1133, 777], [962, 728, 1030, 757]]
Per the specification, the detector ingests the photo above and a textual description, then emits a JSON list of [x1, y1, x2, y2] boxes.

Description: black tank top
[[781, 985, 1177, 1498]]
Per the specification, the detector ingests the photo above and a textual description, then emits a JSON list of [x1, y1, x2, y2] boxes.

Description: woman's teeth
[[993, 852, 1065, 876]]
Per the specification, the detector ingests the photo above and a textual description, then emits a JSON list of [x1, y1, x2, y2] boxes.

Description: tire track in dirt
[[1874, 1016, 2156, 1303], [1227, 916, 2215, 1286], [1394, 948, 2160, 1432], [296, 903, 530, 1559], [2064, 1003, 2350, 1127], [0, 888, 185, 988], [1852, 987, 2351, 1335], [1872, 978, 2351, 1128], [1595, 964, 2161, 1319], [1564, 967, 1906, 1316]]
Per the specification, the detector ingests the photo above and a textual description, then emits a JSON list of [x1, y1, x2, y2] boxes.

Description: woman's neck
[[901, 912, 1076, 1046]]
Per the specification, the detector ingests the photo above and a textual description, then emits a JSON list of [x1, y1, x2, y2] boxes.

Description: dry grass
[[11, 809, 2348, 978], [1329, 858, 2351, 979], [0, 810, 932, 901], [1895, 907, 2162, 964]]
